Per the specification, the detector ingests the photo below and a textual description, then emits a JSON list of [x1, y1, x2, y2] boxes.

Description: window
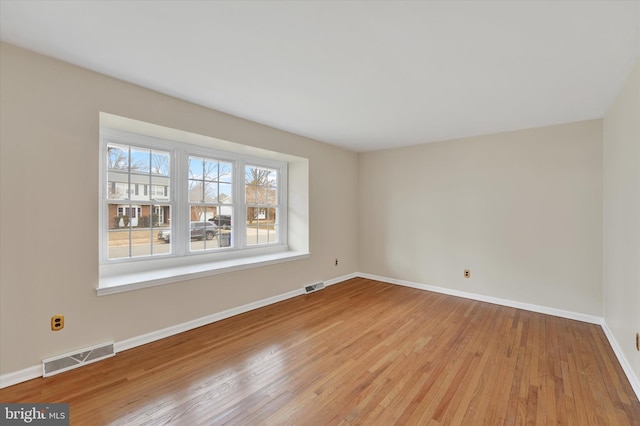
[[106, 143, 172, 259], [245, 165, 279, 246], [188, 156, 234, 251], [98, 114, 308, 295], [101, 129, 288, 264]]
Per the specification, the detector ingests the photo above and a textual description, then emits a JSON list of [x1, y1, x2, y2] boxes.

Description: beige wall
[[358, 120, 603, 315], [0, 43, 359, 374], [603, 60, 640, 380]]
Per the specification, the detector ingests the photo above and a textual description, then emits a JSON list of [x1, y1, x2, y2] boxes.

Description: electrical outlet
[[335, 258, 339, 266], [51, 314, 64, 331], [464, 269, 471, 278]]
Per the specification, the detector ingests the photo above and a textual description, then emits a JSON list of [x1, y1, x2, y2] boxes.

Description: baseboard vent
[[304, 282, 325, 294], [42, 342, 115, 377]]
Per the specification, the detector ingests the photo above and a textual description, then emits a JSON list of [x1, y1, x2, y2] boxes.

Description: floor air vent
[[43, 342, 115, 377], [304, 282, 325, 294]]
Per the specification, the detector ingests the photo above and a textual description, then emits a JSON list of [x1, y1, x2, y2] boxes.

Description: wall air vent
[[42, 342, 115, 377], [304, 282, 325, 294]]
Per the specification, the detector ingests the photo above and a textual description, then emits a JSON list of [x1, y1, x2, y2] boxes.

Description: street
[[108, 228, 277, 259]]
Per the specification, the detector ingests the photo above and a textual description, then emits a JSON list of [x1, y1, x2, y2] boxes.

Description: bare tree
[[245, 167, 276, 224], [107, 146, 129, 170], [107, 146, 144, 171], [188, 158, 228, 221], [151, 152, 170, 175]]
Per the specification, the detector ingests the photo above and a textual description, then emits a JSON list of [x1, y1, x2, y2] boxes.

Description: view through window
[[102, 131, 286, 263]]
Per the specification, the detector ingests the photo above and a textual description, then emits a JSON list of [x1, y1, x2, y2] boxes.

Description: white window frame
[[99, 128, 297, 294]]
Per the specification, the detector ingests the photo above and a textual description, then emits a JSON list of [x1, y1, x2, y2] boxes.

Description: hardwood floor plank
[[1, 278, 638, 425]]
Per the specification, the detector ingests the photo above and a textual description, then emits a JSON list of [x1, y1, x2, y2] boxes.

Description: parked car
[[208, 215, 231, 229], [157, 222, 218, 243]]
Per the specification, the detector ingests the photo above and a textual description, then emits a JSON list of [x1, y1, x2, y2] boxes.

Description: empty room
[[0, 1, 639, 424]]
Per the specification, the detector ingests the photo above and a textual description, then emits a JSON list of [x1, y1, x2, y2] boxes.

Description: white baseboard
[[601, 321, 640, 400], [357, 272, 603, 325], [0, 273, 359, 389], [0, 365, 41, 389], [325, 272, 358, 286]]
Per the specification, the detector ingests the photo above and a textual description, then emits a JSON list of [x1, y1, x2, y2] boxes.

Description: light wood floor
[[1, 278, 639, 425]]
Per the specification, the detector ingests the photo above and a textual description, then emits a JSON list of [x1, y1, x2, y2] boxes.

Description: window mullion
[[279, 164, 287, 245], [148, 150, 154, 256], [100, 138, 108, 262], [236, 159, 247, 249], [174, 148, 187, 256]]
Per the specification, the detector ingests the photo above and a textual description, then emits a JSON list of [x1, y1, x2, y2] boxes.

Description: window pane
[[246, 207, 277, 245], [219, 182, 232, 203], [107, 179, 128, 200], [152, 205, 171, 227], [108, 221, 152, 259], [188, 180, 203, 202], [108, 145, 129, 199], [189, 157, 204, 179], [245, 165, 277, 205], [245, 166, 259, 185], [108, 205, 172, 258], [204, 182, 218, 203], [130, 147, 150, 174], [189, 206, 218, 251], [151, 152, 170, 176], [108, 229, 131, 260], [151, 175, 170, 200], [155, 205, 172, 250], [267, 169, 277, 183], [205, 205, 216, 223], [190, 205, 206, 222], [153, 230, 171, 255], [210, 209, 233, 229], [110, 204, 133, 230], [130, 175, 149, 201], [203, 159, 218, 181], [246, 222, 258, 246], [107, 144, 129, 170], [132, 230, 152, 257], [135, 204, 166, 229], [265, 207, 278, 244], [217, 228, 232, 248], [190, 157, 233, 202], [107, 144, 171, 203], [245, 184, 257, 205], [219, 162, 232, 183], [256, 186, 268, 204], [267, 185, 277, 205]]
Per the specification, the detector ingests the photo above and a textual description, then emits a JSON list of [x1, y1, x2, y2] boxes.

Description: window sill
[[97, 250, 310, 296]]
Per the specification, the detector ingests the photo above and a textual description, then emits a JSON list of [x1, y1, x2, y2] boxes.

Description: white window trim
[[99, 127, 300, 294], [97, 249, 310, 296]]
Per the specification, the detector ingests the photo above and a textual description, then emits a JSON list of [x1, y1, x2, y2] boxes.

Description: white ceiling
[[1, 1, 639, 152]]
